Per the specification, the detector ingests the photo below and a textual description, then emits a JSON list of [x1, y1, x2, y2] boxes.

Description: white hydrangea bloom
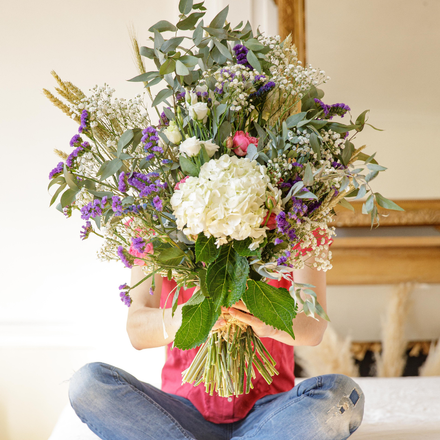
[[171, 155, 276, 248]]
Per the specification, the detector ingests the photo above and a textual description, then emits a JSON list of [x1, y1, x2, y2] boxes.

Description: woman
[[69, 255, 364, 439]]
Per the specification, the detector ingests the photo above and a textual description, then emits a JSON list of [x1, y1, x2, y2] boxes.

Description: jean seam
[[110, 366, 194, 440], [70, 398, 109, 440]]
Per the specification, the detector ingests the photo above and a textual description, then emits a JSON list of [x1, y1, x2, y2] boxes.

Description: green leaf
[[204, 27, 228, 40], [243, 280, 297, 340], [246, 50, 262, 72], [233, 238, 260, 257], [176, 60, 190, 76], [296, 191, 318, 200], [63, 166, 78, 190], [49, 182, 67, 206], [60, 188, 79, 208], [128, 71, 159, 82], [365, 170, 379, 183], [161, 37, 184, 53], [149, 20, 177, 33], [152, 88, 173, 107], [117, 129, 134, 157], [179, 0, 193, 14], [159, 58, 176, 75], [303, 163, 313, 186], [245, 38, 265, 51], [356, 109, 370, 127], [177, 12, 204, 30], [341, 140, 354, 165], [339, 198, 354, 211], [197, 268, 209, 298], [357, 152, 378, 165], [97, 158, 123, 181], [309, 132, 321, 160], [206, 245, 249, 309], [48, 175, 65, 190], [193, 21, 204, 46], [179, 155, 199, 176], [174, 296, 220, 350], [156, 247, 186, 266], [217, 120, 231, 144], [195, 235, 220, 264], [209, 5, 229, 28], [367, 163, 387, 172], [363, 194, 375, 214], [153, 30, 164, 50], [180, 54, 199, 67], [354, 184, 367, 200], [213, 39, 232, 60], [375, 193, 404, 211], [139, 46, 155, 59], [285, 112, 307, 128]]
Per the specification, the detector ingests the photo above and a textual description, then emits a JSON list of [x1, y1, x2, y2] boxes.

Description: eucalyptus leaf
[[193, 21, 204, 46], [60, 188, 79, 208], [246, 50, 262, 72], [246, 144, 258, 161], [63, 167, 78, 190], [49, 182, 67, 206], [176, 60, 190, 76], [303, 163, 313, 186], [179, 0, 193, 15], [152, 88, 173, 107], [161, 37, 184, 53], [177, 12, 204, 30], [97, 159, 123, 181], [128, 71, 159, 82], [139, 46, 155, 59], [179, 155, 199, 176], [209, 5, 229, 28], [309, 132, 321, 160], [285, 112, 307, 128], [117, 129, 134, 157], [367, 163, 387, 172], [213, 39, 232, 60], [245, 39, 265, 51], [339, 198, 354, 211], [375, 193, 404, 211], [159, 58, 176, 75], [149, 20, 177, 33]]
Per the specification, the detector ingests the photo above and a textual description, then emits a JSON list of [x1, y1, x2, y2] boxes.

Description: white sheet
[[49, 376, 440, 439]]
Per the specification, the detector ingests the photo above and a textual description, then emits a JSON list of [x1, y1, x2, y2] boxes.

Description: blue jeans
[[69, 362, 364, 440]]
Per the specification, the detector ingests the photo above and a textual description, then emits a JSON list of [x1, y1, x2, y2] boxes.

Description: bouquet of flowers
[[46, 0, 402, 397]]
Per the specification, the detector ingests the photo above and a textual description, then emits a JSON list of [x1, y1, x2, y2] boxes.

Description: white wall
[[0, 1, 276, 439]]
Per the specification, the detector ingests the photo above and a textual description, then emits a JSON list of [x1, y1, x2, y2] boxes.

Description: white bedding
[[49, 376, 440, 440]]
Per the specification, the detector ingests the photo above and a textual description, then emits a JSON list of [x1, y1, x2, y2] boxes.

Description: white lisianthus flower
[[200, 139, 219, 158], [163, 121, 182, 145], [171, 154, 277, 248], [179, 136, 201, 157], [188, 102, 209, 122]]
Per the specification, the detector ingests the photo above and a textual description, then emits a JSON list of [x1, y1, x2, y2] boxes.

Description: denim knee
[[69, 362, 114, 417], [323, 374, 365, 436]]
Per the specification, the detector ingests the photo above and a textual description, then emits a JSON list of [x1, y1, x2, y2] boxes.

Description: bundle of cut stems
[[181, 316, 279, 397]]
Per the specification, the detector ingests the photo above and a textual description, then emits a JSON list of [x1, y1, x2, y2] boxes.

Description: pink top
[[160, 230, 331, 423], [160, 277, 295, 424]]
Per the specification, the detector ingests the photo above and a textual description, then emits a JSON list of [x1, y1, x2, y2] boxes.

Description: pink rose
[[175, 175, 189, 190], [232, 131, 259, 157]]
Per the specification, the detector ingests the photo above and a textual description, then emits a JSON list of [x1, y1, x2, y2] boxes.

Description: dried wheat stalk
[[295, 325, 359, 377], [375, 283, 413, 377], [420, 340, 440, 376]]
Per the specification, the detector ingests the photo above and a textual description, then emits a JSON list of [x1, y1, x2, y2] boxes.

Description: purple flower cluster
[[142, 126, 162, 156], [331, 161, 346, 170], [80, 198, 107, 221], [176, 91, 186, 101], [159, 109, 170, 127], [49, 162, 64, 179], [314, 99, 351, 119], [277, 250, 291, 266], [254, 75, 266, 82], [78, 109, 89, 133], [118, 172, 128, 192], [276, 211, 297, 241], [79, 221, 92, 240], [131, 236, 146, 253], [119, 284, 132, 307], [126, 172, 167, 198], [117, 246, 133, 269], [70, 134, 82, 147], [152, 196, 163, 211], [66, 141, 90, 167], [112, 196, 123, 216], [274, 238, 284, 245], [233, 44, 253, 70], [249, 81, 276, 101]]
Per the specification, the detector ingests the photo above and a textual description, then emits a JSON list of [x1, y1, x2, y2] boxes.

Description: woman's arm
[[228, 256, 328, 347], [126, 267, 227, 350]]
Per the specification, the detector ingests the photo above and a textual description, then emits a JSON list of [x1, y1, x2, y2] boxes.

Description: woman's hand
[[227, 300, 278, 339]]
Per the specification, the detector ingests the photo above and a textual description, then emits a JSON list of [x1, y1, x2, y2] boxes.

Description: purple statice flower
[[176, 91, 186, 101], [249, 81, 276, 101], [152, 146, 164, 153], [70, 134, 82, 147], [274, 238, 284, 245], [79, 221, 93, 240], [254, 74, 266, 82], [119, 291, 132, 307], [131, 237, 146, 253], [331, 161, 346, 170], [112, 196, 123, 216], [118, 172, 128, 192], [101, 196, 108, 209], [141, 126, 162, 161], [78, 109, 89, 133], [149, 287, 154, 295], [80, 199, 103, 221], [152, 196, 163, 211], [162, 159, 172, 164], [139, 184, 158, 198], [233, 44, 253, 69], [277, 250, 291, 266], [117, 246, 133, 269], [119, 283, 128, 290], [314, 99, 350, 119], [155, 179, 168, 190], [159, 109, 170, 127], [145, 153, 155, 161], [49, 162, 64, 179]]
